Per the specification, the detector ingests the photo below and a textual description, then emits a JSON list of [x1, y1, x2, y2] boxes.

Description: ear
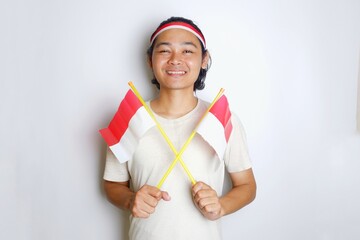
[[201, 51, 210, 69], [147, 57, 153, 69]]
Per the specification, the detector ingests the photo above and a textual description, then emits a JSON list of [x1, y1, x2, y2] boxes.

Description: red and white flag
[[197, 94, 233, 159], [99, 90, 155, 163]]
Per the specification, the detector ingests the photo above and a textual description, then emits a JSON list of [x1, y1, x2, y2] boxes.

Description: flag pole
[[128, 82, 196, 186], [156, 88, 224, 189]]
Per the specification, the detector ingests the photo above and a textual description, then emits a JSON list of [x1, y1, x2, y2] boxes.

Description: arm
[[192, 168, 256, 220], [103, 180, 171, 218]]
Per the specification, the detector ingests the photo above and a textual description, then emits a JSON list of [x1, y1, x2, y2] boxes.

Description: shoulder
[[196, 98, 211, 114], [228, 111, 249, 148], [197, 98, 210, 107], [230, 111, 242, 125]]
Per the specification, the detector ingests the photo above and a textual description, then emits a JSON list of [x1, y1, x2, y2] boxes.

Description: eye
[[157, 49, 170, 54], [184, 50, 193, 54]]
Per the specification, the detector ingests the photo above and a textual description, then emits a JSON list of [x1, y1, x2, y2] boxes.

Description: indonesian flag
[[99, 90, 155, 163], [197, 94, 233, 159]]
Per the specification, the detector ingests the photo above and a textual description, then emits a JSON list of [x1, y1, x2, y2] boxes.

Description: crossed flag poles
[[100, 81, 227, 189], [128, 82, 224, 189]]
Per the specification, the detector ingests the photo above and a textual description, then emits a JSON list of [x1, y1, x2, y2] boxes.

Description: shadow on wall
[[98, 141, 131, 240], [357, 50, 360, 133]]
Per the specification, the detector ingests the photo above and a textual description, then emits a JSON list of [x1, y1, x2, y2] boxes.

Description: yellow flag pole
[[128, 82, 196, 186], [156, 88, 225, 189]]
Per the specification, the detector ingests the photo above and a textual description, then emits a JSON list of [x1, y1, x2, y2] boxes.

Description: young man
[[102, 17, 256, 240]]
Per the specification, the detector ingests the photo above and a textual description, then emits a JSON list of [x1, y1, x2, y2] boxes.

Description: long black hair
[[147, 17, 211, 91]]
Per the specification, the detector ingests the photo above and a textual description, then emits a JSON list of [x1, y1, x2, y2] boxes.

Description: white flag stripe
[[197, 113, 227, 159], [110, 107, 155, 163]]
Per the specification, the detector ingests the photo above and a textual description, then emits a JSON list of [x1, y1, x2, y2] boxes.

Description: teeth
[[167, 71, 185, 75]]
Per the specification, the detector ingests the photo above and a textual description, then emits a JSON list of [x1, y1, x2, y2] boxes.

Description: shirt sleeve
[[223, 113, 252, 172], [103, 147, 130, 182]]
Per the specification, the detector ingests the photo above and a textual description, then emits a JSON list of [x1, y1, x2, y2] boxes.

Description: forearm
[[219, 182, 256, 216], [103, 180, 135, 211], [219, 169, 257, 216]]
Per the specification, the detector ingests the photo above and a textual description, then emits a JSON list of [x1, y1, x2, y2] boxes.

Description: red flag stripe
[[209, 95, 233, 142], [99, 90, 142, 146]]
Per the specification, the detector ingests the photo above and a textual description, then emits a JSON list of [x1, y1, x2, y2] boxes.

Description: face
[[149, 28, 208, 91]]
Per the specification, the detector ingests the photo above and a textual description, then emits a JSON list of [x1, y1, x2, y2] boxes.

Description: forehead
[[154, 28, 202, 47]]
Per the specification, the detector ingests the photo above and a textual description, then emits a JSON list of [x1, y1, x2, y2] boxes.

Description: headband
[[149, 22, 206, 49]]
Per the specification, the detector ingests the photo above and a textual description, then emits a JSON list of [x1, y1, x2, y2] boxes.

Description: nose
[[169, 52, 182, 65]]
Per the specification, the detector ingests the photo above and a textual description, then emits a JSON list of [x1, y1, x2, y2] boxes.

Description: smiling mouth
[[166, 70, 186, 75]]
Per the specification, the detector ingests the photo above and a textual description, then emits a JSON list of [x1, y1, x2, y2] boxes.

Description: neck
[[151, 90, 198, 119]]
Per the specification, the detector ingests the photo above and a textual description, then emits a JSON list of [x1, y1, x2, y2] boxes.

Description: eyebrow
[[155, 41, 198, 48]]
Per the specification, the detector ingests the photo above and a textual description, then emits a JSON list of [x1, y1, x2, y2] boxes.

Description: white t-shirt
[[104, 99, 252, 240]]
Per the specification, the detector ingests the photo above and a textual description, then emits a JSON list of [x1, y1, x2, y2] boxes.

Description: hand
[[192, 181, 223, 221], [130, 185, 171, 218]]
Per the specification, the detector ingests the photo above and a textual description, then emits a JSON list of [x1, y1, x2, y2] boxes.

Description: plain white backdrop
[[1, 0, 360, 239]]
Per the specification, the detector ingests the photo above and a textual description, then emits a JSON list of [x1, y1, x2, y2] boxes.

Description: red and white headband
[[150, 22, 206, 49]]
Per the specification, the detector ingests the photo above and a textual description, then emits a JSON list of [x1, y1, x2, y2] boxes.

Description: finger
[[143, 193, 161, 208], [202, 204, 221, 215], [193, 189, 217, 203], [136, 190, 159, 208], [197, 197, 219, 210], [192, 182, 203, 195], [192, 181, 212, 195], [143, 185, 163, 200], [132, 196, 157, 216], [161, 191, 171, 201], [132, 208, 151, 218]]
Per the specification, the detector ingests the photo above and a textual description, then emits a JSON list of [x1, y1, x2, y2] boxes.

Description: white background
[[1, 0, 360, 239]]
